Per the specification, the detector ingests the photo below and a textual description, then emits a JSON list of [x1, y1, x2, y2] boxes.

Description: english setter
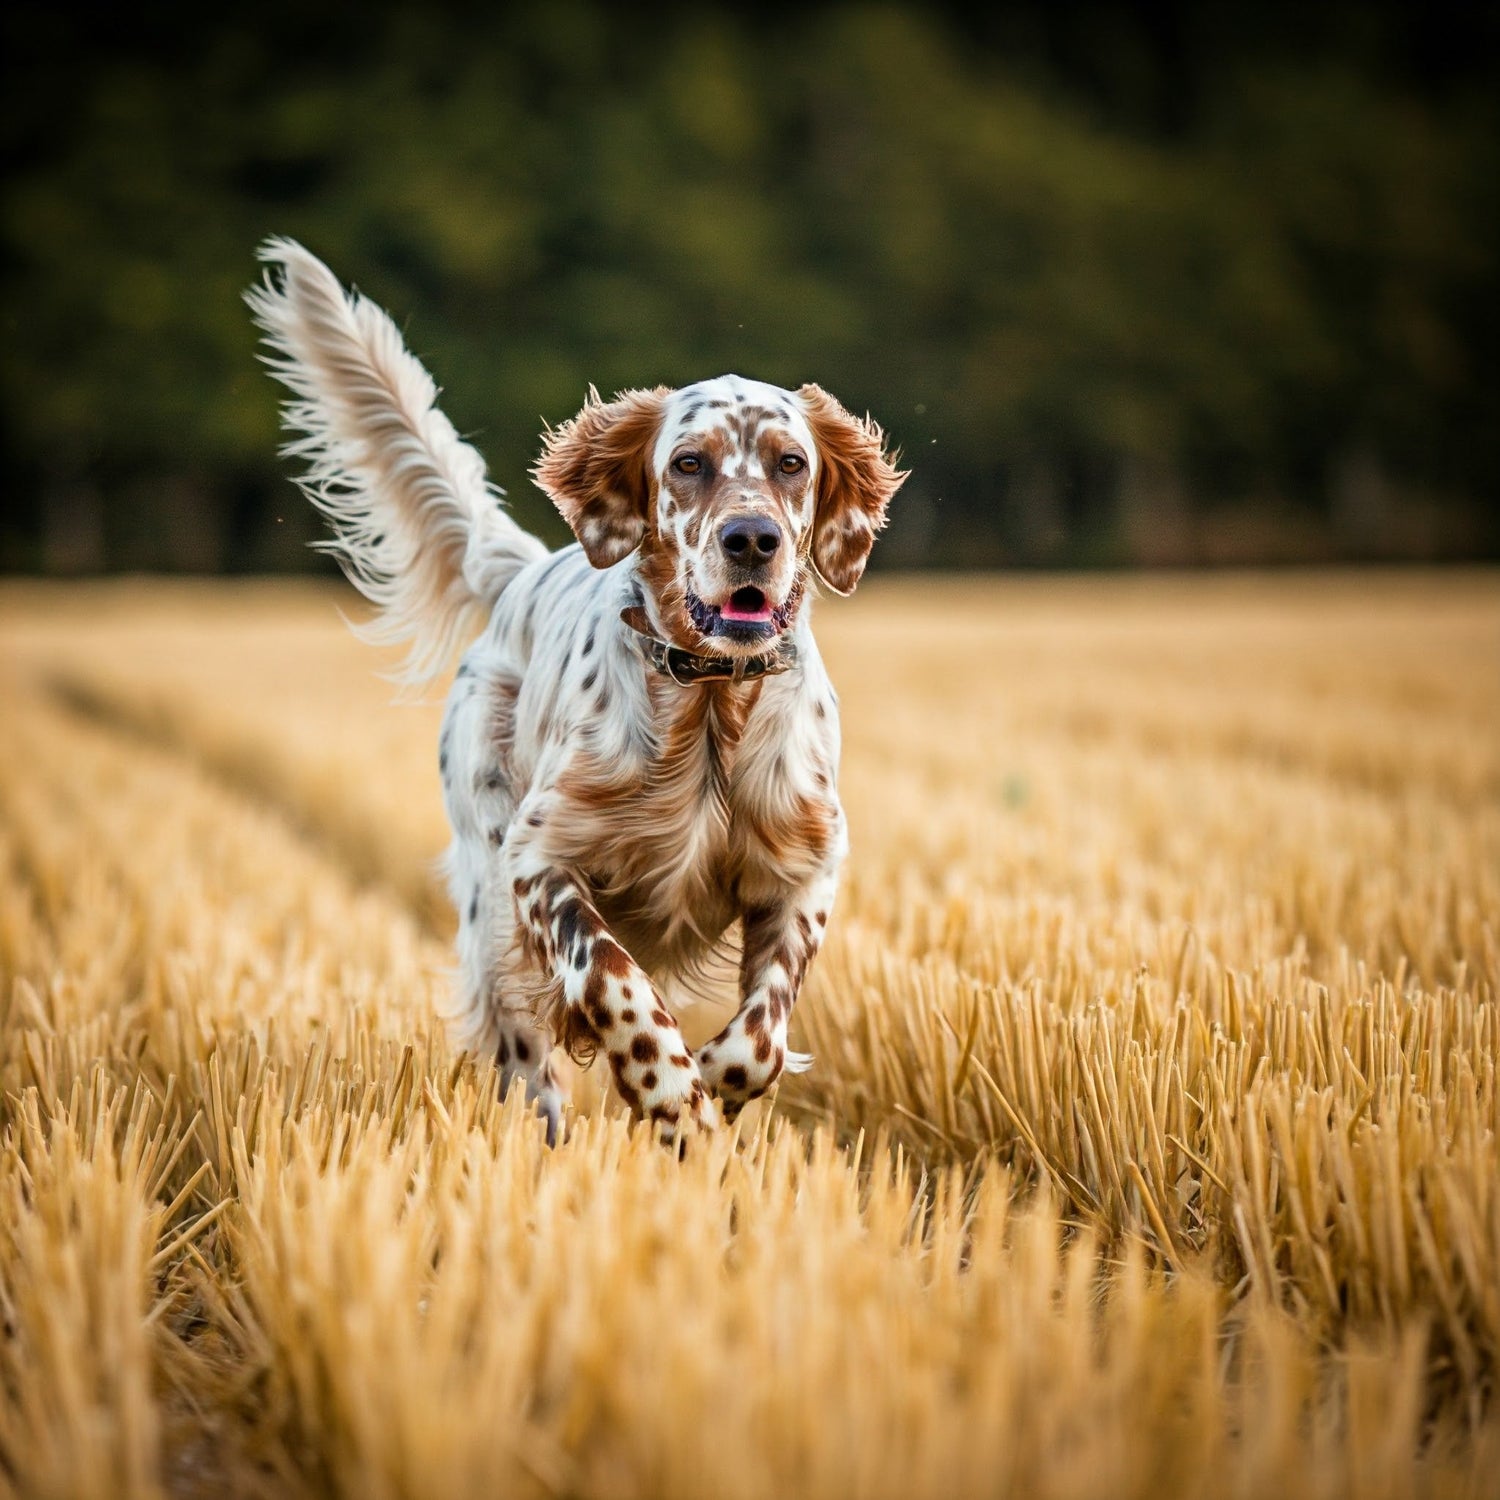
[[249, 239, 904, 1143]]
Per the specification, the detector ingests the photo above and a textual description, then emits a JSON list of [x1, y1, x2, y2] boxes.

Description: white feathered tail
[[246, 237, 547, 688]]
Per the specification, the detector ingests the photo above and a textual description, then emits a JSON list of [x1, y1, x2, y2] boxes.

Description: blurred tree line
[[2, 1, 1497, 572]]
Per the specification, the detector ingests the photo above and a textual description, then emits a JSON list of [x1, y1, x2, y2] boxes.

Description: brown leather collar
[[619, 604, 797, 687]]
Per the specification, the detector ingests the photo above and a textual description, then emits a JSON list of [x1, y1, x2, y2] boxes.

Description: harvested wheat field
[[1, 570, 1498, 1500]]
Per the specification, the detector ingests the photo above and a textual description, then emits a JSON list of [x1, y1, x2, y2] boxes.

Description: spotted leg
[[507, 810, 719, 1143], [697, 866, 839, 1120]]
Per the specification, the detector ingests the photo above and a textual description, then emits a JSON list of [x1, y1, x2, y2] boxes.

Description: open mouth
[[686, 586, 793, 639], [722, 586, 775, 624]]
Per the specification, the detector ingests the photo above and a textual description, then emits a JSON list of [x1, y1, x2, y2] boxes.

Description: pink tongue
[[721, 590, 772, 623]]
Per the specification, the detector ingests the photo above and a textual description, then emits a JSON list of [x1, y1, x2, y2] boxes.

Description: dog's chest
[[565, 685, 831, 956], [602, 701, 769, 884]]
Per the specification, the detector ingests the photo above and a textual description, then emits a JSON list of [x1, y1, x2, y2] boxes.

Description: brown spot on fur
[[631, 1033, 660, 1064], [745, 1003, 767, 1034], [555, 756, 642, 816], [650, 1008, 676, 1030], [587, 938, 630, 978], [642, 1070, 658, 1090], [754, 1032, 773, 1063], [621, 1008, 637, 1024], [746, 792, 835, 869], [671, 1053, 692, 1068], [583, 967, 608, 1015], [723, 1065, 748, 1091]]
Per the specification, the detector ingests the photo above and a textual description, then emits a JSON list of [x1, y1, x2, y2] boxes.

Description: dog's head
[[532, 375, 906, 655]]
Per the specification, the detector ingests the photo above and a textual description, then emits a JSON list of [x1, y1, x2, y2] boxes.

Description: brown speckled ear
[[532, 386, 670, 568], [796, 384, 907, 595]]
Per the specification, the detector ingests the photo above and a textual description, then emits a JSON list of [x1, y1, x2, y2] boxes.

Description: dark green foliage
[[2, 3, 1496, 570]]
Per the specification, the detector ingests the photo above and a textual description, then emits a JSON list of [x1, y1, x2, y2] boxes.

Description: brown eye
[[779, 454, 806, 474], [674, 454, 702, 475]]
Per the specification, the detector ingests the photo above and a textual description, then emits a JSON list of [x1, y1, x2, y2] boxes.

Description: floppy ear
[[797, 383, 907, 596], [532, 385, 669, 568]]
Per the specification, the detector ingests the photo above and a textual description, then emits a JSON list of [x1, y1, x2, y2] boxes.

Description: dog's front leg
[[696, 863, 841, 1120], [507, 809, 719, 1142]]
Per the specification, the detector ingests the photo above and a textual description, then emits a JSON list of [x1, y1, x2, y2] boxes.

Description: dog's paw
[[695, 1037, 807, 1120], [649, 1077, 720, 1152]]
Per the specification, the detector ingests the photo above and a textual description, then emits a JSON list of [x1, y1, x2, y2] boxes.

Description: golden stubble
[[0, 569, 1497, 1499]]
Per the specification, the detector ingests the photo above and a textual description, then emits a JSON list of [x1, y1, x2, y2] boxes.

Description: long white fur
[[245, 237, 547, 689]]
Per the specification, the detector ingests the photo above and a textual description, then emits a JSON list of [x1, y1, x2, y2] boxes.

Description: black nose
[[719, 515, 781, 565]]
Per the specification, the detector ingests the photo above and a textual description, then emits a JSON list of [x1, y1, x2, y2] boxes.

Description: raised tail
[[246, 237, 547, 689]]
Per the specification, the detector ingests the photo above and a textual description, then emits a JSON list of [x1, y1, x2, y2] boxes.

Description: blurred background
[[2, 0, 1497, 576]]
